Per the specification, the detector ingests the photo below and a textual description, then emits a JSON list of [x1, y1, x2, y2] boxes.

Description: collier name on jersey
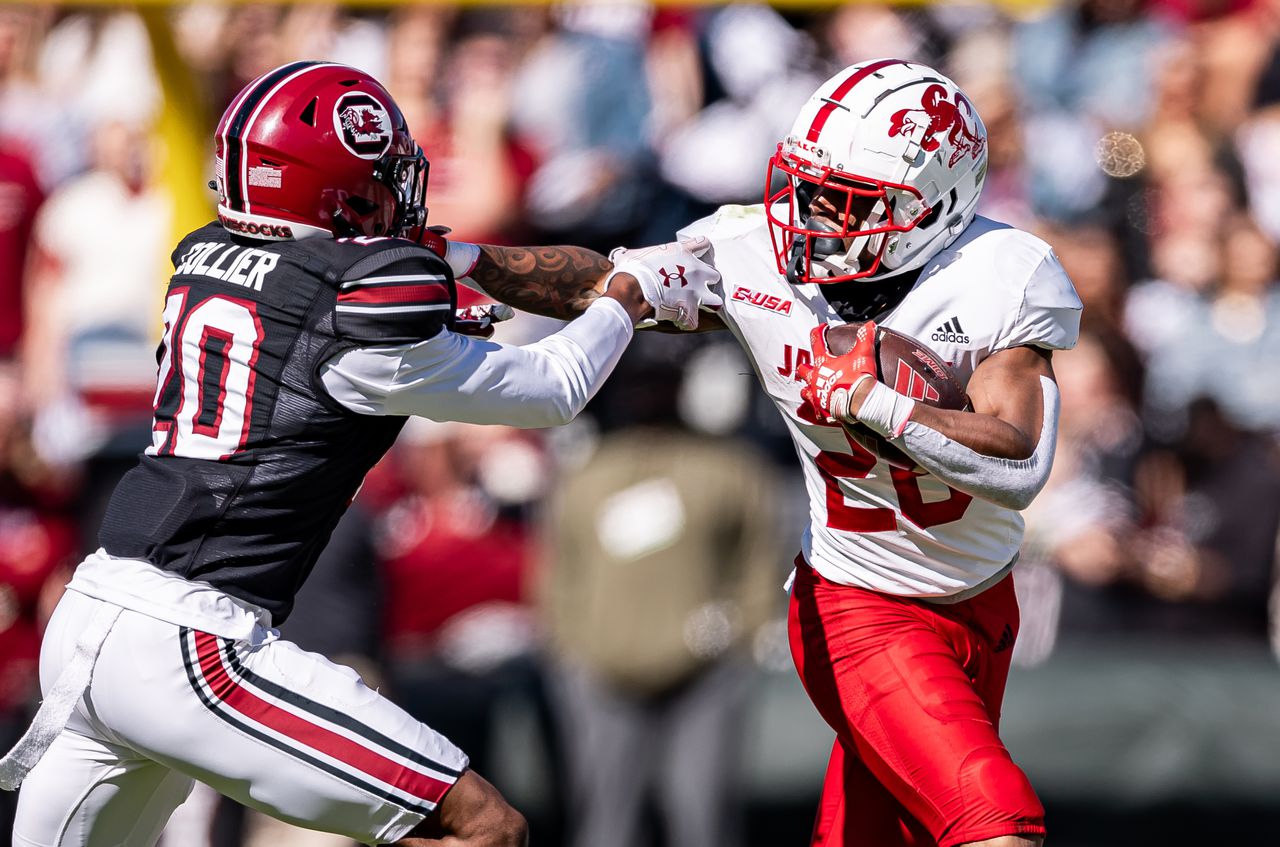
[[174, 241, 281, 290]]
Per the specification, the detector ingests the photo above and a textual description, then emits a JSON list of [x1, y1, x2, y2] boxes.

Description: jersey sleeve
[[320, 296, 635, 428], [995, 250, 1083, 353], [675, 204, 766, 243], [674, 205, 768, 308], [333, 243, 456, 345]]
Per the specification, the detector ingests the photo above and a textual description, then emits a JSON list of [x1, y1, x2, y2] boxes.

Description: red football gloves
[[797, 321, 878, 425]]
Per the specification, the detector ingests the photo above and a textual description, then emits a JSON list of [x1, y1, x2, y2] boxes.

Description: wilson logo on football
[[334, 93, 393, 160], [732, 286, 793, 315], [888, 84, 985, 167], [893, 360, 941, 403], [658, 266, 688, 288]]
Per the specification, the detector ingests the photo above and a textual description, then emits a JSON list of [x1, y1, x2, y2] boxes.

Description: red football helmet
[[213, 61, 428, 241]]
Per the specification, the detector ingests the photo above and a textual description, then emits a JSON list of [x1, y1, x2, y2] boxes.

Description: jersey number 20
[[149, 290, 265, 460], [817, 428, 973, 531]]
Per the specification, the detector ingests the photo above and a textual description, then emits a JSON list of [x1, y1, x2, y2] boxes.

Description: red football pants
[[788, 558, 1044, 847]]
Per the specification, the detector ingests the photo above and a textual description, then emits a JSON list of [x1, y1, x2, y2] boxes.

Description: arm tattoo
[[466, 245, 613, 322]]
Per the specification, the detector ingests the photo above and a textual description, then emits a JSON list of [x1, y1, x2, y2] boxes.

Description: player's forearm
[[322, 297, 635, 429], [897, 405, 1037, 460], [466, 244, 613, 322], [846, 377, 1037, 461], [883, 377, 1061, 511]]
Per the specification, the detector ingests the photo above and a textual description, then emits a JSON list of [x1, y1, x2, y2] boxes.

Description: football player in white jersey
[[439, 59, 1081, 847]]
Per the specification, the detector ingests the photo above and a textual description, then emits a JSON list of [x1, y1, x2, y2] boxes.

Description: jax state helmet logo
[[887, 84, 985, 167], [334, 92, 393, 160]]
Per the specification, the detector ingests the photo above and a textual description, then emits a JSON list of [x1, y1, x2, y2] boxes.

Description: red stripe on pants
[[192, 631, 452, 806]]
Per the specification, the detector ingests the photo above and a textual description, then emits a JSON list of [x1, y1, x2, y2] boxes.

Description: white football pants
[[13, 590, 467, 846]]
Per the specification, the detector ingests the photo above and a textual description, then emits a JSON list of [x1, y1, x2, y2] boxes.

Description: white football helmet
[[765, 59, 988, 285]]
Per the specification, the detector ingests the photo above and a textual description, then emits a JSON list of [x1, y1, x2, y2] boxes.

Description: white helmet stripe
[[237, 63, 340, 214]]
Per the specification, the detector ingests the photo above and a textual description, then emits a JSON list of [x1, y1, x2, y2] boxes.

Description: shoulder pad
[[321, 235, 446, 276], [999, 250, 1083, 353], [333, 241, 456, 345], [677, 204, 769, 243]]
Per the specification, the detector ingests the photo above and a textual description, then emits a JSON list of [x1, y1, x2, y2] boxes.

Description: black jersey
[[99, 222, 456, 624]]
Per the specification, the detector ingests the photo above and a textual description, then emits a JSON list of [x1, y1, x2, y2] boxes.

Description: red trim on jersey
[[215, 295, 265, 460], [337, 283, 450, 305], [806, 59, 907, 143], [192, 631, 453, 806], [153, 288, 189, 456]]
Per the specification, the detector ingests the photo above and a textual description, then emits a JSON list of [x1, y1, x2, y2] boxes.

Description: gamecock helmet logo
[[334, 92, 393, 160]]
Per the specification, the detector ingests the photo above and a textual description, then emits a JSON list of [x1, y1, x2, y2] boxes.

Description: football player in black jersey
[[4, 62, 720, 847]]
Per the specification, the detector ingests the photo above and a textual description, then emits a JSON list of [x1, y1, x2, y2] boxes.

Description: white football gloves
[[606, 237, 723, 331]]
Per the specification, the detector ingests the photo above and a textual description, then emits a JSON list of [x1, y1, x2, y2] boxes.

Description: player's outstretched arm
[[432, 235, 726, 330], [469, 243, 727, 331], [467, 244, 612, 322], [322, 242, 721, 428]]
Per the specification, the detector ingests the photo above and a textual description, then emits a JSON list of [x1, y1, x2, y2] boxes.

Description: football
[[823, 322, 970, 470]]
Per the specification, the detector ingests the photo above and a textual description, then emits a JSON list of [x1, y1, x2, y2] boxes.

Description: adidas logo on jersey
[[931, 317, 970, 345]]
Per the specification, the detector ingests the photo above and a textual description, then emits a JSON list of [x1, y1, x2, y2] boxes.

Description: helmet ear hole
[[298, 98, 317, 126]]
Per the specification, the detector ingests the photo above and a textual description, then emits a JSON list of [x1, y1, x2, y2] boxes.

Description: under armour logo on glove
[[607, 237, 723, 331], [659, 266, 688, 288]]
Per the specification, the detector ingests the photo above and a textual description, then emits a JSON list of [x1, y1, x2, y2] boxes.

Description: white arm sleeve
[[320, 297, 633, 428], [894, 376, 1061, 512]]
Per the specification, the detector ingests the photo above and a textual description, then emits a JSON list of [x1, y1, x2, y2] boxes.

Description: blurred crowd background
[[1, 0, 1280, 845]]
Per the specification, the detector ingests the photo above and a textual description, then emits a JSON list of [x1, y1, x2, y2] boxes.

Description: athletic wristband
[[855, 380, 917, 438], [444, 241, 481, 280]]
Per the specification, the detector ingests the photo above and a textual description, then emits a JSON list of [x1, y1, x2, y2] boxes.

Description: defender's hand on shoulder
[[605, 237, 723, 331]]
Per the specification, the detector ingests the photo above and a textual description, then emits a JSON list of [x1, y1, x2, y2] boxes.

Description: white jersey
[[679, 207, 1082, 597]]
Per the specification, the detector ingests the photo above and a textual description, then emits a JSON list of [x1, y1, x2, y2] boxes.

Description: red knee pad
[[945, 745, 1045, 846]]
